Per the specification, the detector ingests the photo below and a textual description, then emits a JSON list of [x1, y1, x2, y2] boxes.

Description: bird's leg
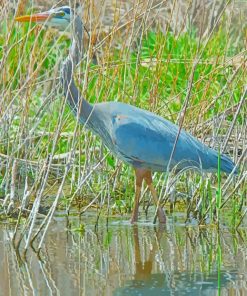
[[131, 169, 144, 224], [143, 170, 166, 224]]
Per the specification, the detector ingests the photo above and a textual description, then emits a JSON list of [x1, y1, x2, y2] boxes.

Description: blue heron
[[16, 6, 237, 224]]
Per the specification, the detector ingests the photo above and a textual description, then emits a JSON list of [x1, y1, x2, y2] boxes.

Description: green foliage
[[103, 229, 113, 247], [71, 223, 86, 235], [216, 149, 222, 223], [85, 30, 244, 123]]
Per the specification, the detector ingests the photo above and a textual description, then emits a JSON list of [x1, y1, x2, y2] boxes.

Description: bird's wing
[[110, 111, 202, 170], [96, 102, 236, 173]]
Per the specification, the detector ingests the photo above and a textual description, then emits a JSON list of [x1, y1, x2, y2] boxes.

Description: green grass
[[216, 149, 222, 224]]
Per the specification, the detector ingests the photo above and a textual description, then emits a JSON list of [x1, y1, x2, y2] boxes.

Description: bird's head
[[15, 6, 72, 31]]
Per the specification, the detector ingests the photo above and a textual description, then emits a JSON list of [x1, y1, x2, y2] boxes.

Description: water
[[0, 213, 246, 296]]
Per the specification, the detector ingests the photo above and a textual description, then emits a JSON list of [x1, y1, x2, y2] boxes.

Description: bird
[[15, 6, 237, 224]]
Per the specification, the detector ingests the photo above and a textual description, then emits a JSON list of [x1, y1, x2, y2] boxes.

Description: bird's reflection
[[133, 225, 164, 282], [114, 225, 237, 296]]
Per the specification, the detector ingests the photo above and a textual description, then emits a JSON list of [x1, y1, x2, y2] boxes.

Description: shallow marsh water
[[0, 212, 246, 296]]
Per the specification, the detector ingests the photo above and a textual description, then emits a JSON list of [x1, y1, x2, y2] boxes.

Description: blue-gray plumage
[[16, 6, 237, 224], [89, 101, 235, 174]]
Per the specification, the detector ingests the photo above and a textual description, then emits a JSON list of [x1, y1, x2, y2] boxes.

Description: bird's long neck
[[61, 15, 93, 125]]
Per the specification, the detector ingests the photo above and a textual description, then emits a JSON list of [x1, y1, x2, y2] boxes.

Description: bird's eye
[[58, 11, 65, 17]]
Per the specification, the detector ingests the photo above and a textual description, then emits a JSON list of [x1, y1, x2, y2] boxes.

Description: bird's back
[[92, 102, 236, 174]]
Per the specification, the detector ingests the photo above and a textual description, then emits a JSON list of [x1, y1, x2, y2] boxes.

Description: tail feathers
[[204, 149, 238, 175], [220, 154, 238, 175]]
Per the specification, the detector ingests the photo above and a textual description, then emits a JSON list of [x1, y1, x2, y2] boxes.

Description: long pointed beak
[[15, 12, 52, 23]]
